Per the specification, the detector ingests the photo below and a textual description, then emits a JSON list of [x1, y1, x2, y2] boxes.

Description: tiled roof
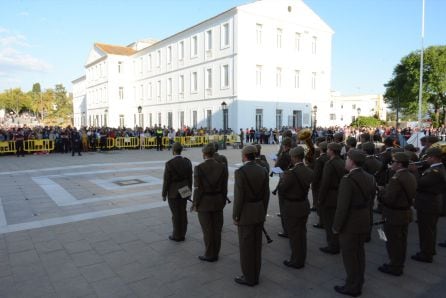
[[95, 43, 136, 56]]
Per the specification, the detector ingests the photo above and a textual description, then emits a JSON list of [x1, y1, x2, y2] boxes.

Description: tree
[[350, 116, 383, 128], [384, 45, 446, 127]]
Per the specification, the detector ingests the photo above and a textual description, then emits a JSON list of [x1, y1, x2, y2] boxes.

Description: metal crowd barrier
[[115, 137, 140, 149], [0, 141, 16, 154], [24, 139, 55, 152]]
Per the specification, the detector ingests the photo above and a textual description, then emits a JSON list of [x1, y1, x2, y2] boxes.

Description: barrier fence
[[0, 134, 240, 155]]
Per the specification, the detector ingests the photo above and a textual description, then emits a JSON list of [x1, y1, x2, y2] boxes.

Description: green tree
[[350, 116, 383, 128], [384, 45, 446, 127]]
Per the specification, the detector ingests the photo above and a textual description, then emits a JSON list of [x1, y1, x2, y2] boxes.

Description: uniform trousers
[[16, 140, 24, 157], [168, 197, 188, 239], [417, 210, 439, 258], [238, 223, 263, 284], [285, 215, 308, 266], [321, 206, 339, 251], [384, 223, 408, 272], [339, 232, 367, 293], [278, 198, 288, 234], [312, 189, 322, 224], [198, 211, 223, 258]]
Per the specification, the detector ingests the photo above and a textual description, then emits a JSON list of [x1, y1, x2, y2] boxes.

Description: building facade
[[72, 0, 334, 130]]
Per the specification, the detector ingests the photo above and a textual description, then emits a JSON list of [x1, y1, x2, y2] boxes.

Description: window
[[352, 104, 356, 110], [330, 101, 334, 108], [222, 23, 230, 47], [119, 87, 124, 100], [221, 64, 229, 88], [311, 72, 316, 89], [206, 30, 212, 51], [256, 23, 262, 45], [157, 80, 161, 101], [178, 41, 184, 60], [330, 114, 336, 120], [167, 112, 173, 128], [167, 78, 172, 100], [295, 33, 301, 51], [191, 72, 198, 92], [276, 67, 282, 87], [158, 112, 161, 125], [139, 57, 143, 74], [179, 75, 184, 94], [276, 28, 282, 48], [149, 113, 152, 127], [312, 36, 317, 54], [255, 109, 263, 130], [148, 82, 152, 99], [191, 36, 198, 57], [118, 61, 123, 73], [167, 46, 172, 64], [276, 109, 282, 129], [179, 111, 185, 129], [206, 68, 212, 89], [148, 54, 152, 71], [119, 115, 124, 128], [294, 70, 300, 88], [256, 65, 262, 86], [157, 50, 161, 67], [192, 110, 197, 128], [206, 110, 212, 129]]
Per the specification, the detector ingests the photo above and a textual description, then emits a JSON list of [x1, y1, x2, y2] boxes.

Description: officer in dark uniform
[[333, 149, 375, 297], [233, 145, 269, 286], [318, 142, 346, 254], [378, 152, 417, 276], [213, 142, 228, 168], [155, 125, 164, 151], [254, 144, 270, 173], [14, 128, 25, 157], [192, 143, 228, 262], [412, 147, 446, 263], [71, 128, 82, 156], [278, 146, 313, 269], [312, 141, 328, 228], [162, 142, 193, 242]]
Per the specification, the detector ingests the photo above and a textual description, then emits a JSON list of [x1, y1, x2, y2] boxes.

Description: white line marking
[[60, 189, 162, 206], [0, 198, 7, 227], [31, 177, 78, 205]]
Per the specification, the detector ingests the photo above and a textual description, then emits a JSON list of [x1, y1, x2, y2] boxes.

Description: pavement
[[0, 145, 445, 298]]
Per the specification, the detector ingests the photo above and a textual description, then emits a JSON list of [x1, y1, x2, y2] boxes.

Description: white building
[[72, 0, 334, 130], [327, 92, 387, 127]]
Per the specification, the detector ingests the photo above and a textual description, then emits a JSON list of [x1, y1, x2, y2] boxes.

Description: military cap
[[393, 152, 409, 163], [404, 144, 416, 152], [347, 149, 366, 164], [316, 136, 326, 144], [289, 146, 305, 158], [384, 137, 394, 146], [172, 142, 183, 152], [282, 137, 292, 147], [327, 142, 342, 153], [346, 136, 357, 148], [202, 143, 216, 155], [333, 132, 344, 141], [361, 142, 375, 154], [242, 145, 257, 155], [426, 135, 439, 144], [426, 147, 442, 158], [318, 141, 328, 151]]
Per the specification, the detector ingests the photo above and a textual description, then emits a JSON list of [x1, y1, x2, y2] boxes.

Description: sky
[[0, 0, 445, 95]]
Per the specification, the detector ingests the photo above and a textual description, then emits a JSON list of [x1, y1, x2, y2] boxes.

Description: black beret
[[347, 149, 366, 164], [426, 147, 442, 158]]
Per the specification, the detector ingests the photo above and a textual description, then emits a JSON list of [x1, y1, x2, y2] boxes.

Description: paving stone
[[91, 276, 135, 298], [71, 250, 104, 267], [64, 240, 92, 254], [9, 249, 40, 266], [34, 239, 63, 253], [51, 275, 96, 298]]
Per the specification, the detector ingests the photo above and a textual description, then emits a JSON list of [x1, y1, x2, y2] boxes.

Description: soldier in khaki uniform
[[318, 142, 346, 254], [378, 152, 417, 276], [254, 144, 270, 173], [233, 145, 269, 286], [192, 144, 228, 262], [412, 148, 446, 263], [213, 142, 228, 168], [162, 142, 193, 242], [278, 147, 313, 269], [311, 141, 328, 229], [333, 149, 375, 297]]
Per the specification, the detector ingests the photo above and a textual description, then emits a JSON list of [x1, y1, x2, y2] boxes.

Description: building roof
[[95, 43, 136, 56]]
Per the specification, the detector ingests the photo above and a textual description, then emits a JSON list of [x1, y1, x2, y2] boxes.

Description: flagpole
[[418, 0, 425, 128]]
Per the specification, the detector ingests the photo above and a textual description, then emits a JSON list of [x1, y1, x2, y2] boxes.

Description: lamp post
[[221, 101, 228, 149], [312, 105, 318, 129], [137, 106, 142, 129], [356, 107, 361, 128], [82, 112, 85, 127], [104, 109, 108, 127]]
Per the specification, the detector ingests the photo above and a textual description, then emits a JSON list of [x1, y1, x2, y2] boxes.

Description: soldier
[[192, 143, 228, 262], [155, 125, 164, 151], [278, 147, 313, 269], [377, 152, 417, 276], [162, 142, 193, 242], [333, 149, 375, 297], [318, 142, 345, 254], [374, 137, 395, 213], [213, 142, 228, 168], [312, 141, 328, 228], [254, 144, 270, 173], [71, 127, 82, 156], [233, 145, 269, 286], [13, 128, 25, 157], [333, 132, 347, 158], [412, 148, 446, 263]]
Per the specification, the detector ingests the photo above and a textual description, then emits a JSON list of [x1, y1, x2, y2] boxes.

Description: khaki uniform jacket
[[363, 155, 382, 176], [275, 150, 291, 171], [193, 158, 228, 212], [381, 169, 417, 225], [214, 152, 228, 168], [278, 163, 313, 218], [312, 153, 329, 191], [333, 168, 375, 234], [318, 156, 346, 208], [162, 155, 193, 199], [233, 161, 269, 225], [414, 164, 446, 214]]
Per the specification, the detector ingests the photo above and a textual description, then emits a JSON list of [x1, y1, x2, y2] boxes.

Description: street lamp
[[221, 101, 228, 149], [137, 106, 142, 128], [104, 109, 108, 127], [356, 107, 361, 128], [82, 112, 85, 127], [312, 105, 318, 129]]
